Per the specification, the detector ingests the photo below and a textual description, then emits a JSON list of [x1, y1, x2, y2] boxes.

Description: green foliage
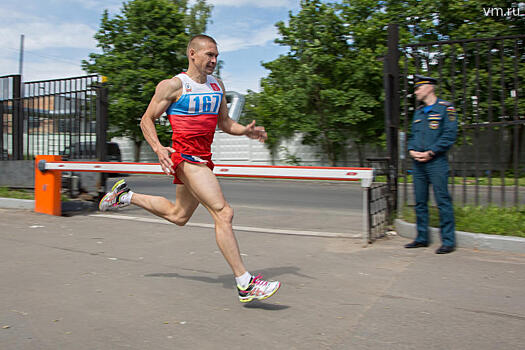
[[402, 204, 525, 238], [245, 0, 384, 166], [185, 0, 212, 37], [82, 0, 212, 160]]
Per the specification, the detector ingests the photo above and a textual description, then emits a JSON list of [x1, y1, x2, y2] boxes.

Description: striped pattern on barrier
[[40, 161, 374, 186]]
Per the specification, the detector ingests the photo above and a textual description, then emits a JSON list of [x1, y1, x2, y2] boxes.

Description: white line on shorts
[[89, 213, 361, 239]]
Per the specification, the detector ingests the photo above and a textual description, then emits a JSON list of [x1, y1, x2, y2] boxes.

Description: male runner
[[99, 34, 280, 302]]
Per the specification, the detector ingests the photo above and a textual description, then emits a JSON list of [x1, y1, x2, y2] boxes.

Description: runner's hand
[[245, 120, 267, 143], [156, 146, 175, 175]]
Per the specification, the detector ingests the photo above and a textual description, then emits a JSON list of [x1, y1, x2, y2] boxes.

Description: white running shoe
[[98, 179, 131, 211], [237, 274, 281, 303]]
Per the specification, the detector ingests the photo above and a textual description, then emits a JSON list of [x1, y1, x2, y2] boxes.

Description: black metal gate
[[367, 157, 396, 242], [384, 25, 524, 208], [0, 74, 107, 161]]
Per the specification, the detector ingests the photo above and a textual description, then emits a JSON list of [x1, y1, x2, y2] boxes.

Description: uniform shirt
[[166, 73, 224, 156], [407, 98, 458, 157]]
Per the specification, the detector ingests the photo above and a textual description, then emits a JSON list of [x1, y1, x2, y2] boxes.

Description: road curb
[[395, 218, 525, 254], [0, 198, 34, 210]]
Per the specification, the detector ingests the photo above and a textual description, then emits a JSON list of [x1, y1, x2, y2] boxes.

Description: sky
[[0, 0, 301, 93]]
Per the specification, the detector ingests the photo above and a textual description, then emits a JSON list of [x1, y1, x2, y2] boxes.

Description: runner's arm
[[140, 78, 181, 174]]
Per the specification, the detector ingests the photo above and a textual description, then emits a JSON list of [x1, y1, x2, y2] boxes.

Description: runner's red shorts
[[170, 152, 215, 184]]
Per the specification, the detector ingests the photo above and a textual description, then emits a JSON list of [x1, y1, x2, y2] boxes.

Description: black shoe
[[435, 245, 455, 254], [404, 241, 428, 248]]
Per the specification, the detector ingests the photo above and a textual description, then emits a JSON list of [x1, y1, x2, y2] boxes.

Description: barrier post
[[34, 155, 62, 216]]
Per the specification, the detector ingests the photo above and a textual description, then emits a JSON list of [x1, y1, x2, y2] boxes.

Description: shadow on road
[[144, 265, 313, 290], [243, 300, 290, 310]]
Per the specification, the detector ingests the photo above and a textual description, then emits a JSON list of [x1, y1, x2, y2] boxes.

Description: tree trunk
[[355, 141, 365, 167], [134, 140, 142, 162], [312, 84, 337, 166], [329, 148, 337, 166]]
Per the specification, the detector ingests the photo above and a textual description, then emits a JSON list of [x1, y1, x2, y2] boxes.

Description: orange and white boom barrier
[[34, 155, 375, 244]]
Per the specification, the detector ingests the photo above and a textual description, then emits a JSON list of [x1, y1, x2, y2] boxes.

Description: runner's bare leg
[[131, 184, 199, 226], [176, 161, 247, 277]]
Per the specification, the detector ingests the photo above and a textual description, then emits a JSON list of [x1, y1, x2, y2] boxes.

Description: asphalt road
[[1, 208, 524, 350], [115, 175, 364, 211], [104, 175, 366, 236]]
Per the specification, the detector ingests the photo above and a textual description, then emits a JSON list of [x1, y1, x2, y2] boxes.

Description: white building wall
[[211, 131, 272, 164], [111, 136, 158, 163], [112, 131, 317, 165], [112, 130, 385, 166]]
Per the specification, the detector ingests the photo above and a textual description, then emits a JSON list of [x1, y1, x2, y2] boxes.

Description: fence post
[[384, 24, 400, 213], [95, 84, 108, 196], [363, 187, 370, 247], [12, 75, 23, 160], [0, 102, 4, 159]]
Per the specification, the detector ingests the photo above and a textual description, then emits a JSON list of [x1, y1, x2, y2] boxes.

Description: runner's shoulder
[[156, 77, 183, 100]]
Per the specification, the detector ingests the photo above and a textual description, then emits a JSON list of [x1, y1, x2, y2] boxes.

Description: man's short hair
[[187, 34, 217, 55]]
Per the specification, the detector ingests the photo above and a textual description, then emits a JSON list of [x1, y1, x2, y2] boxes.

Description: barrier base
[[34, 155, 62, 216]]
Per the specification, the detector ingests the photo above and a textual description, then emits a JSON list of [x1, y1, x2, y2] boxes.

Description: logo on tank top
[[210, 83, 221, 92], [185, 83, 192, 92]]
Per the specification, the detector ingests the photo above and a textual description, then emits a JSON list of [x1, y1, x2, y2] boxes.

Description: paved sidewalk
[[1, 208, 524, 350]]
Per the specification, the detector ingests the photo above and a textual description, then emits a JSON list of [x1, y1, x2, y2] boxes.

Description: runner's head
[[187, 35, 218, 75]]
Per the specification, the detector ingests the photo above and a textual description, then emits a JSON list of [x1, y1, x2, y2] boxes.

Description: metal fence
[[1, 74, 106, 161], [383, 27, 524, 208], [366, 157, 396, 242]]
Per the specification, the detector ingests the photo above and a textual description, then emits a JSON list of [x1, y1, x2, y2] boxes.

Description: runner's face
[[192, 41, 218, 75]]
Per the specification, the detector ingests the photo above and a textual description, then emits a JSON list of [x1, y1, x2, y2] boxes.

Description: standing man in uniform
[[405, 75, 458, 254], [99, 34, 281, 302]]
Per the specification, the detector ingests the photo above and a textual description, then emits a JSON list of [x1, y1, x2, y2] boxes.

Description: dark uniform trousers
[[413, 156, 455, 247], [408, 98, 458, 247]]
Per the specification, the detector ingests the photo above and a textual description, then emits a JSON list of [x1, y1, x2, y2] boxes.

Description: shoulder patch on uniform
[[447, 105, 457, 121], [438, 100, 452, 106]]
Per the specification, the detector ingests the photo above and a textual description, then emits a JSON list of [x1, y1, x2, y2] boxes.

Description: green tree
[[245, 0, 384, 166], [82, 0, 212, 161]]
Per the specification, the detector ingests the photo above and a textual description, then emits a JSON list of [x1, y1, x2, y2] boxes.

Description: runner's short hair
[[187, 34, 217, 55]]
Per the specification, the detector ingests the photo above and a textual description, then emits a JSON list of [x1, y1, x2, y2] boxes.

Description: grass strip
[[0, 187, 34, 200], [0, 187, 70, 202], [401, 205, 525, 238]]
